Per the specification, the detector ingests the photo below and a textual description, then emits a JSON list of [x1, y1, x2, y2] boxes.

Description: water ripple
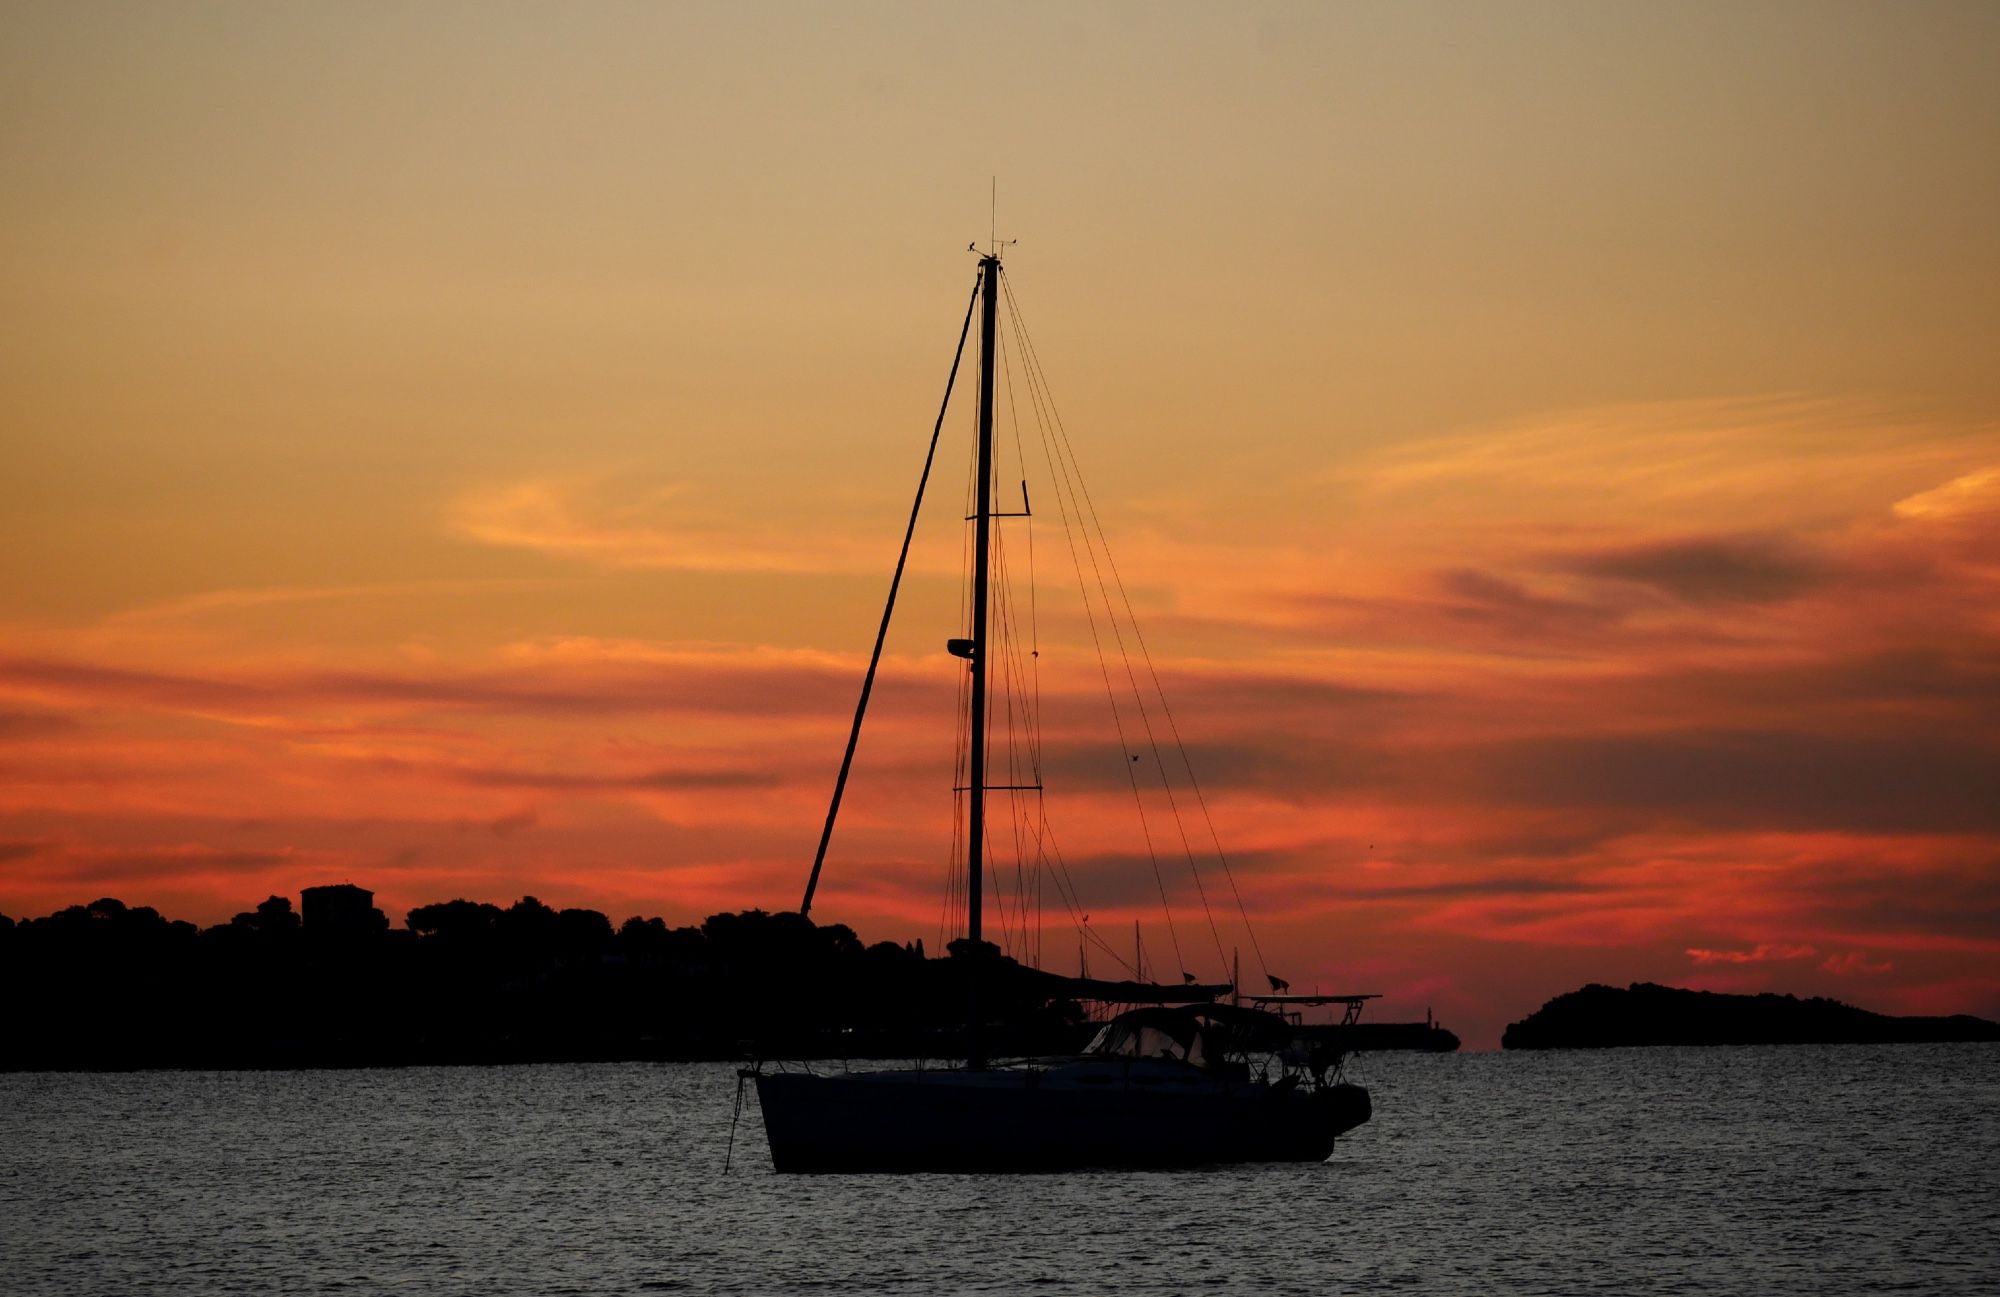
[[2, 1046, 1995, 1294]]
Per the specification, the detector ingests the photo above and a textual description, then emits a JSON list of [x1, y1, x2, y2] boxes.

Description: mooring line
[[723, 1069, 750, 1173]]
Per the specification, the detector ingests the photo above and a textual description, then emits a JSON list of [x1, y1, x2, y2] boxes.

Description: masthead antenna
[[973, 176, 1016, 259]]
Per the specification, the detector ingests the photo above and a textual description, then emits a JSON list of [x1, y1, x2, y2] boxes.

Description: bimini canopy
[[1186, 1002, 1294, 1053], [1084, 1007, 1211, 1068]]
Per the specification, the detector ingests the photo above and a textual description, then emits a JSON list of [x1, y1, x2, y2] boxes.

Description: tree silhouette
[[0, 886, 1106, 1069]]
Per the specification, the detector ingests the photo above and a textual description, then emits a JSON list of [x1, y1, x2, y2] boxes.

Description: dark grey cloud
[[1157, 672, 1411, 715], [0, 653, 902, 722], [1762, 852, 2000, 943], [1027, 842, 1299, 915], [0, 840, 53, 865], [1279, 570, 1629, 648], [0, 710, 79, 739], [1431, 567, 1628, 634], [451, 764, 783, 791], [1037, 737, 1399, 800], [1458, 730, 2000, 833], [484, 813, 537, 838], [1556, 533, 1827, 605], [1647, 647, 2000, 728], [59, 849, 293, 884], [0, 659, 273, 711], [1338, 873, 1607, 902]]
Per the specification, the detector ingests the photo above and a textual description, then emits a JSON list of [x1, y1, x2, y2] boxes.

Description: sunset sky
[[4, 2, 1996, 1046]]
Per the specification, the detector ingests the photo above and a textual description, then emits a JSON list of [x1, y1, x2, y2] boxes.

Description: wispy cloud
[[3, 398, 1996, 1045], [448, 476, 936, 575], [1347, 397, 1994, 530], [1821, 950, 1895, 976], [1687, 943, 1817, 965], [1892, 466, 2000, 522]]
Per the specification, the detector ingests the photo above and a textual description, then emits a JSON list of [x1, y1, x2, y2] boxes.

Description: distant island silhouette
[[1503, 981, 2000, 1050]]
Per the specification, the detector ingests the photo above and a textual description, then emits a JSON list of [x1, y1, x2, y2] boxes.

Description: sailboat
[[748, 251, 1372, 1173]]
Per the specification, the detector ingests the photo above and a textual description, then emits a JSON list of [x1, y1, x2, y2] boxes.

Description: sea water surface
[[3, 1045, 1995, 1295]]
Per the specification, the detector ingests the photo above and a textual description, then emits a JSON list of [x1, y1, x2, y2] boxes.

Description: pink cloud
[[1821, 951, 1895, 976], [1686, 943, 1818, 965]]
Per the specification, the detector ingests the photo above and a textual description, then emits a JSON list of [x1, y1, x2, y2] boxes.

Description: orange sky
[[3, 3, 1997, 1047]]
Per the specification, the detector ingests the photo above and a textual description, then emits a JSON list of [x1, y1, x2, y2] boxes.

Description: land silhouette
[[1504, 981, 2000, 1049], [4, 885, 1465, 1070], [0, 886, 1089, 1070], [19, 890, 1975, 1069]]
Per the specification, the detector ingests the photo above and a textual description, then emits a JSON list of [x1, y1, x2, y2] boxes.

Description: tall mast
[[968, 255, 1000, 948]]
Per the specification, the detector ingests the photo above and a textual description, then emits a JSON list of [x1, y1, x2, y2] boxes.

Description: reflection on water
[[2, 1045, 1995, 1295]]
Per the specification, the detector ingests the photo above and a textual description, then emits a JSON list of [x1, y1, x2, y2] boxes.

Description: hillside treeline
[[0, 890, 1084, 1070]]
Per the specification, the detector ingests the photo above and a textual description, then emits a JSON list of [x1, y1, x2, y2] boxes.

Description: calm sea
[[3, 1045, 1994, 1295]]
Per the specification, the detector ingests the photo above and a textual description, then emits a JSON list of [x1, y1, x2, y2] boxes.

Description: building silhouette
[[300, 884, 388, 937]]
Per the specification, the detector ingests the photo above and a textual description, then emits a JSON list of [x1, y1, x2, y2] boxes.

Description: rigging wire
[[997, 281, 1187, 980], [1023, 368, 1046, 973], [1041, 820, 1141, 976], [976, 291, 1133, 981], [913, 260, 1271, 989], [1002, 272, 1264, 981], [988, 407, 1026, 958], [993, 320, 1047, 966], [802, 271, 981, 918]]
